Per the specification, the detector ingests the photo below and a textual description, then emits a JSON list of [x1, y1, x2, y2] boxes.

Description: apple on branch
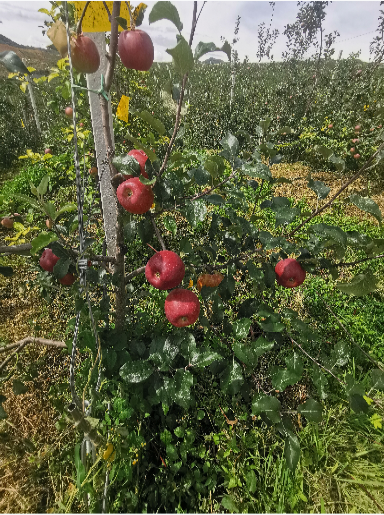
[[40, 248, 60, 273], [1, 217, 14, 229], [59, 273, 76, 286], [65, 106, 73, 118], [118, 29, 154, 72], [70, 34, 100, 74], [275, 258, 306, 288], [116, 177, 154, 214], [145, 250, 185, 290], [164, 289, 200, 328]]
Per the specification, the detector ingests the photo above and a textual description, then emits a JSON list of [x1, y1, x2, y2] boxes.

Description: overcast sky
[[0, 1, 382, 63]]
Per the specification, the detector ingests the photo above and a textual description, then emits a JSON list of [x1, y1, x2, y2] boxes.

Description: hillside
[[0, 35, 59, 78]]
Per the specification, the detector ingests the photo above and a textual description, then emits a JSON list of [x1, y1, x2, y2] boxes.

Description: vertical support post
[[84, 31, 118, 256]]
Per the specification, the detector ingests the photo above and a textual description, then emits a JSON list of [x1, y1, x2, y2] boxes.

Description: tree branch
[[76, 1, 91, 36], [0, 337, 66, 372], [125, 266, 145, 283], [148, 212, 166, 250], [288, 139, 384, 237]]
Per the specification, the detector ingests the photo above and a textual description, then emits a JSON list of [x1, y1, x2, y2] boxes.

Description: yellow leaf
[[116, 95, 130, 123], [27, 67, 36, 73], [21, 119, 25, 128], [8, 72, 18, 79], [72, 1, 132, 32], [48, 72, 60, 83], [363, 395, 374, 406], [57, 58, 69, 71], [103, 443, 114, 460], [370, 413, 382, 430], [20, 82, 28, 93]]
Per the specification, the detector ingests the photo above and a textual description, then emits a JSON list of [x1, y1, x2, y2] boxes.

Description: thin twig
[[76, 1, 91, 36], [125, 266, 145, 283], [288, 139, 384, 237], [334, 253, 384, 268], [148, 212, 166, 250], [324, 302, 384, 371], [124, 0, 134, 27], [183, 170, 237, 203], [290, 336, 345, 385]]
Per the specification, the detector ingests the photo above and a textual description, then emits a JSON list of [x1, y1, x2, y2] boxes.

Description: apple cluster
[[145, 250, 200, 328], [39, 248, 76, 286]]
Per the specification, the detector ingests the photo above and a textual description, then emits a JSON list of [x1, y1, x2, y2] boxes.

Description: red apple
[[46, 219, 53, 229], [89, 167, 98, 177], [45, 148, 52, 155], [275, 258, 306, 288], [377, 125, 382, 129], [145, 250, 185, 290], [65, 106, 73, 118], [70, 34, 100, 74], [79, 122, 84, 127], [1, 217, 14, 229], [328, 124, 333, 129], [128, 149, 149, 178], [370, 128, 375, 132], [350, 148, 355, 153], [116, 177, 154, 214], [164, 289, 200, 328], [354, 154, 361, 159], [351, 138, 359, 144], [355, 125, 361, 132], [40, 248, 60, 273], [59, 273, 76, 286], [118, 29, 154, 72]]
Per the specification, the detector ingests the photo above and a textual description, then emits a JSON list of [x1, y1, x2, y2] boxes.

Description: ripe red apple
[[79, 122, 84, 127], [46, 219, 53, 229], [377, 125, 382, 129], [164, 289, 200, 328], [356, 69, 362, 76], [328, 124, 333, 129], [118, 29, 154, 71], [89, 167, 98, 177], [370, 128, 375, 132], [128, 149, 149, 179], [40, 248, 60, 273], [116, 177, 154, 214], [45, 148, 52, 155], [65, 106, 73, 118], [1, 217, 14, 229], [145, 250, 185, 290], [70, 34, 100, 74], [350, 148, 355, 153], [351, 138, 359, 144], [275, 258, 306, 288], [355, 125, 361, 132], [59, 273, 76, 286], [354, 154, 361, 159]]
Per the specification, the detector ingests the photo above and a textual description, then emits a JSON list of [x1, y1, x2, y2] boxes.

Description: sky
[[0, 1, 382, 63]]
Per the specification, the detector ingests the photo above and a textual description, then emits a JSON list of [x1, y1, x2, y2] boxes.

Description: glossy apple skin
[[40, 248, 60, 273], [70, 34, 100, 74], [59, 273, 76, 286], [145, 251, 185, 290], [118, 29, 154, 71], [129, 149, 149, 178], [1, 217, 14, 229], [164, 289, 200, 328], [275, 258, 306, 288], [116, 177, 154, 214], [65, 107, 73, 118]]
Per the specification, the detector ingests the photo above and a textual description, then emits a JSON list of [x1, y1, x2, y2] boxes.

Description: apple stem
[[146, 244, 159, 253]]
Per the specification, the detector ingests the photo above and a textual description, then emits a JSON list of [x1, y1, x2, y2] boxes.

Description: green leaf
[[311, 223, 347, 247], [190, 166, 210, 186], [31, 232, 58, 255], [0, 266, 13, 277], [136, 110, 166, 136], [53, 258, 70, 280], [163, 216, 177, 236], [182, 199, 207, 228], [13, 379, 28, 395], [137, 218, 154, 244], [166, 35, 194, 77], [139, 176, 156, 186], [0, 50, 30, 74], [315, 145, 334, 159], [349, 194, 382, 223], [220, 132, 239, 159], [55, 203, 77, 220], [0, 405, 7, 419], [119, 360, 154, 383], [252, 394, 281, 423], [220, 361, 244, 395], [112, 154, 141, 175], [125, 134, 158, 163], [149, 1, 183, 32], [43, 202, 56, 220], [191, 350, 222, 367], [116, 16, 128, 30], [221, 495, 239, 513], [205, 194, 224, 205], [245, 470, 257, 494], [233, 341, 259, 367], [371, 369, 384, 391], [243, 162, 272, 181], [270, 352, 303, 391], [284, 431, 300, 472], [37, 175, 49, 196], [312, 366, 328, 399], [194, 41, 218, 60], [149, 335, 180, 370], [298, 398, 323, 423], [12, 193, 41, 211], [233, 318, 251, 339], [218, 274, 236, 301], [307, 178, 331, 199], [74, 443, 86, 489], [336, 273, 379, 296], [124, 220, 137, 240], [349, 393, 369, 414]]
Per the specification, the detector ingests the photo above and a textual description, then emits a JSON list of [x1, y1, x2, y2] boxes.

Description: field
[[1, 2, 384, 513]]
